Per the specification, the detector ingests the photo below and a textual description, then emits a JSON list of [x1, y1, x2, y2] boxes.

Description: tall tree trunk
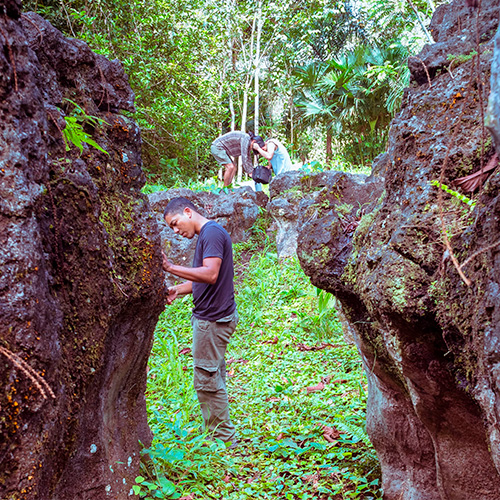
[[326, 128, 332, 162], [237, 89, 249, 182], [254, 0, 262, 136], [407, 0, 433, 43], [229, 96, 236, 132], [236, 7, 257, 183]]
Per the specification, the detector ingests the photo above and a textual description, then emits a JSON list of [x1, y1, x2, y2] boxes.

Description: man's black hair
[[163, 197, 198, 218], [248, 131, 265, 157]]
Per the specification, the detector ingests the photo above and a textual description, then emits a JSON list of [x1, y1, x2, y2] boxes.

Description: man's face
[[164, 209, 196, 239]]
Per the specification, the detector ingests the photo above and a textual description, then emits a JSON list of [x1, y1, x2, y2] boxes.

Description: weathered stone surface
[[486, 24, 500, 147], [298, 0, 500, 497], [269, 170, 383, 258], [148, 186, 260, 283], [0, 8, 165, 500], [409, 0, 500, 85]]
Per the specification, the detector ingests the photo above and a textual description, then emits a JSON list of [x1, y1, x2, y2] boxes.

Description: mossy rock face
[[271, 170, 384, 259], [297, 0, 500, 497], [0, 11, 165, 500]]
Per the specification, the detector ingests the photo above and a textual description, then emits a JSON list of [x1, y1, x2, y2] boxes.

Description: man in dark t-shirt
[[162, 197, 238, 445]]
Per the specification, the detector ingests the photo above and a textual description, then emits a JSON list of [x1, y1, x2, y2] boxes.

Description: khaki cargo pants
[[191, 310, 238, 443]]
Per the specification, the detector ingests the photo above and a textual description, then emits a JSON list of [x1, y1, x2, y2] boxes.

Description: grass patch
[[139, 239, 382, 499], [141, 176, 262, 196]]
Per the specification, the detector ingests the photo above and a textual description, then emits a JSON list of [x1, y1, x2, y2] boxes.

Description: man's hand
[[166, 286, 178, 305], [162, 250, 173, 272]]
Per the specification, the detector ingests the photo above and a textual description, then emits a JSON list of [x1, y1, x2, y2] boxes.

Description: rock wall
[[269, 166, 385, 259], [0, 3, 165, 499], [298, 0, 500, 498]]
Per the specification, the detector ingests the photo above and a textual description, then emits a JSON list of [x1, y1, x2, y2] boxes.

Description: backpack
[[252, 165, 272, 184]]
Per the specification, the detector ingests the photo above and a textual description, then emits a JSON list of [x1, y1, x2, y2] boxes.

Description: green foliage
[[26, 0, 432, 182], [144, 243, 381, 499], [134, 474, 178, 499], [430, 180, 476, 208], [61, 99, 109, 155], [141, 183, 170, 195], [293, 43, 410, 166], [446, 51, 478, 66], [62, 117, 108, 155], [364, 0, 448, 49]]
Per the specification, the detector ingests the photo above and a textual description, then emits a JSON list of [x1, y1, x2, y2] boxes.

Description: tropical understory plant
[[140, 226, 382, 499]]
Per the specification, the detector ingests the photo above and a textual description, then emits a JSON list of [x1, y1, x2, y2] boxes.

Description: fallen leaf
[[306, 382, 325, 393], [302, 472, 320, 487], [227, 358, 248, 365], [297, 342, 338, 351], [453, 153, 498, 192], [264, 336, 278, 344], [322, 425, 341, 442], [182, 366, 188, 371], [179, 347, 191, 355]]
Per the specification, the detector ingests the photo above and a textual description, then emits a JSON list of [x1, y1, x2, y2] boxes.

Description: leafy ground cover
[[137, 232, 382, 499]]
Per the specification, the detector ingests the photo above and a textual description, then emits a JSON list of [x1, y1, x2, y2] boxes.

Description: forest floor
[[137, 228, 382, 500]]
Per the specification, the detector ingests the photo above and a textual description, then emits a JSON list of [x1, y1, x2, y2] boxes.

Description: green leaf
[[158, 476, 176, 495]]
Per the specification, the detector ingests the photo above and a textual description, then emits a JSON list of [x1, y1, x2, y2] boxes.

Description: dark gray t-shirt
[[192, 221, 236, 321]]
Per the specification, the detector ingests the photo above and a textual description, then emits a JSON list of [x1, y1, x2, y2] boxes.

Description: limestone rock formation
[[487, 17, 500, 146], [298, 0, 500, 498], [268, 168, 384, 258], [0, 4, 165, 499], [149, 187, 261, 283]]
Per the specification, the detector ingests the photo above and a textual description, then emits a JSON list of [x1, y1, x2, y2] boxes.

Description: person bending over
[[210, 131, 265, 187], [252, 137, 293, 192], [162, 197, 238, 446]]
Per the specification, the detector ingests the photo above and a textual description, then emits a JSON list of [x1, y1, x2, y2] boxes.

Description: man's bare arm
[[172, 281, 193, 295], [166, 281, 192, 305], [162, 252, 222, 285], [253, 142, 276, 160]]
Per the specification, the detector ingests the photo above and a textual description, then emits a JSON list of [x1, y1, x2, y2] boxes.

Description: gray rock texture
[[0, 6, 165, 499], [268, 170, 384, 258], [148, 187, 261, 284], [487, 23, 500, 147], [297, 0, 500, 498]]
